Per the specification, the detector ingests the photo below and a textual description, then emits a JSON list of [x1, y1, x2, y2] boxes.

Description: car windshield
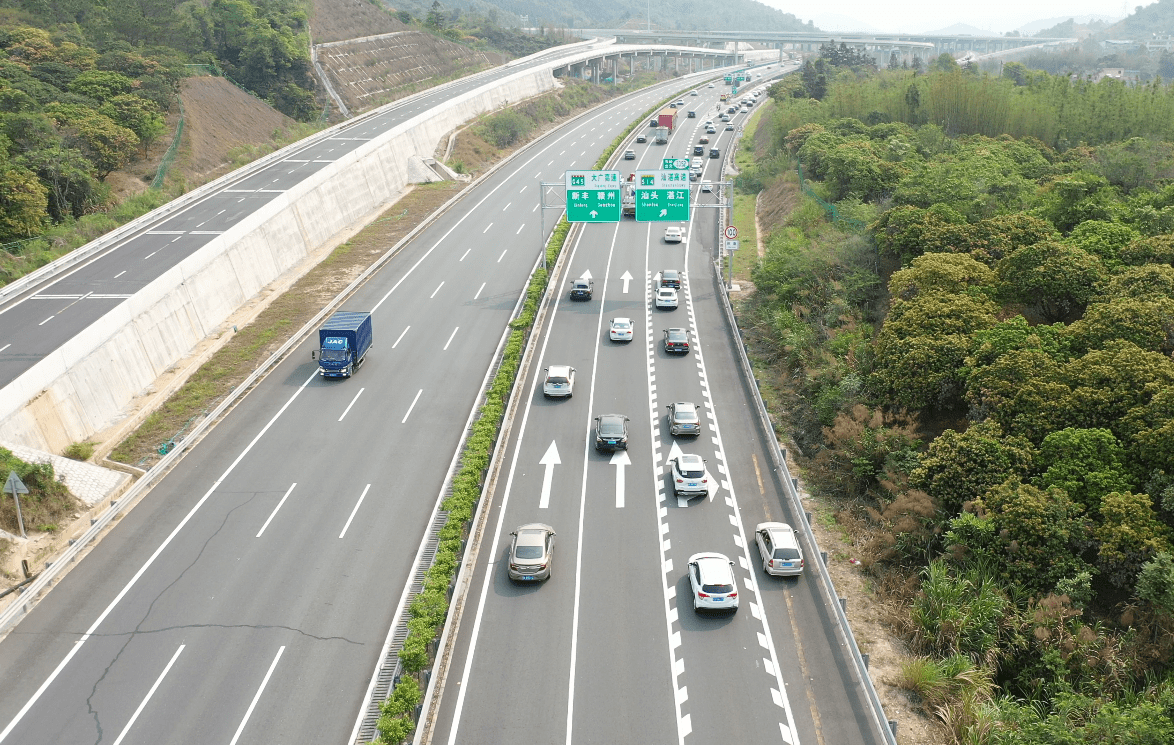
[[667, 330, 687, 341], [613, 322, 630, 329], [702, 582, 734, 594], [515, 545, 543, 560], [774, 547, 801, 560], [599, 420, 625, 435], [674, 407, 697, 422], [680, 465, 705, 478], [547, 376, 568, 385], [573, 281, 589, 288], [321, 349, 348, 361], [659, 289, 674, 296]]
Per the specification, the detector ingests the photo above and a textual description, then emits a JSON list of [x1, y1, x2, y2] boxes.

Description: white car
[[705, 125, 716, 134], [707, 83, 715, 88], [688, 553, 739, 613], [655, 288, 678, 309], [664, 226, 684, 243], [670, 453, 709, 497], [609, 317, 634, 342], [701, 183, 713, 193], [755, 522, 805, 576], [543, 365, 575, 398]]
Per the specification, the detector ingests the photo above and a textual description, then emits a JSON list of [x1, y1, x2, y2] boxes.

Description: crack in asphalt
[[83, 493, 256, 744]]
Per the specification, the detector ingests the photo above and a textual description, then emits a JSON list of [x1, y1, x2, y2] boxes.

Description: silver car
[[508, 523, 556, 581], [688, 553, 739, 613], [755, 522, 805, 576], [543, 365, 575, 398], [670, 453, 710, 497], [666, 402, 701, 436]]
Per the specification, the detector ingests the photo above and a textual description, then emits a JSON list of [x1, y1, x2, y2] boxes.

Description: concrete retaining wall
[[0, 64, 560, 452]]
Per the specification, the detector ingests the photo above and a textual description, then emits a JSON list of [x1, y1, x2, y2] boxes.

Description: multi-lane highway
[[431, 70, 886, 745], [0, 41, 615, 389], [0, 66, 738, 744]]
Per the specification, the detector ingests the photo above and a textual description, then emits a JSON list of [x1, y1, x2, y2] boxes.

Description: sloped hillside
[[1102, 0, 1174, 38], [312, 0, 496, 114]]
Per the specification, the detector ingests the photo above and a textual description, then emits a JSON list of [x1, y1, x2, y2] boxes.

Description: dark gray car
[[508, 523, 556, 581], [667, 401, 701, 436], [594, 413, 630, 451]]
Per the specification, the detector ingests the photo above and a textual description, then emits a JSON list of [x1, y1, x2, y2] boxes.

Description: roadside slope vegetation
[[739, 57, 1174, 744]]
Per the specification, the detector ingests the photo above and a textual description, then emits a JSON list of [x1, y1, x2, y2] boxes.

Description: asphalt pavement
[[431, 66, 886, 745], [0, 69, 720, 745]]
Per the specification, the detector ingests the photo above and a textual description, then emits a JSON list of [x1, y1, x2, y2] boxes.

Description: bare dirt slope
[[176, 76, 299, 182], [311, 0, 406, 43], [312, 0, 495, 114]]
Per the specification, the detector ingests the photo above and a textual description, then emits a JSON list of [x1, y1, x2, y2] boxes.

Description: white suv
[[670, 454, 709, 497], [688, 553, 739, 613], [542, 365, 575, 398], [755, 522, 805, 576]]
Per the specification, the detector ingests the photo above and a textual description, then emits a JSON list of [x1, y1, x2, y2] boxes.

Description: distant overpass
[[574, 29, 1078, 64]]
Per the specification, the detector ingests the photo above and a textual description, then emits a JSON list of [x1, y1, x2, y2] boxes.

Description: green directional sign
[[662, 158, 689, 171], [633, 171, 691, 222], [565, 170, 621, 223]]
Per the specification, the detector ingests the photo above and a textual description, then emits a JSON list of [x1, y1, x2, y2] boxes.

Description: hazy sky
[[759, 0, 1161, 34]]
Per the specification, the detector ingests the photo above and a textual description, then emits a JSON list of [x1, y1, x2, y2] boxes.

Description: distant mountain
[[1102, 0, 1174, 38], [389, 0, 816, 33], [1031, 17, 1113, 39], [921, 22, 1001, 36], [804, 12, 882, 34], [1017, 14, 1120, 36]]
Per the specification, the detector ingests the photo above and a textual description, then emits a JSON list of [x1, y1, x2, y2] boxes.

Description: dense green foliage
[[745, 59, 1174, 742]]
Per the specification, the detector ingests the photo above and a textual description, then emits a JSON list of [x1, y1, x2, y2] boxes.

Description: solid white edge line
[[256, 482, 298, 538], [338, 387, 366, 421], [566, 221, 621, 745], [392, 325, 410, 348], [339, 484, 372, 539], [110, 644, 185, 745], [0, 370, 317, 743], [401, 388, 423, 423], [227, 645, 285, 745], [443, 327, 459, 351], [445, 219, 587, 745]]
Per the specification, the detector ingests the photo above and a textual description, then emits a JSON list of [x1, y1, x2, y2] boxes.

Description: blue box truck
[[312, 311, 373, 378]]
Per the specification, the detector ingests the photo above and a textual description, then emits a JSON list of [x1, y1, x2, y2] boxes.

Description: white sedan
[[655, 288, 678, 309], [609, 317, 634, 342], [664, 226, 684, 243]]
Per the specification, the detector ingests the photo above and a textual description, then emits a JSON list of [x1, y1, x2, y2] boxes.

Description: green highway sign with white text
[[662, 158, 689, 170], [565, 170, 621, 222], [633, 171, 691, 222]]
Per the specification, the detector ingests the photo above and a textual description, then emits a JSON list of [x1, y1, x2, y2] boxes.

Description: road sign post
[[633, 171, 691, 222], [5, 470, 29, 539], [565, 170, 621, 223]]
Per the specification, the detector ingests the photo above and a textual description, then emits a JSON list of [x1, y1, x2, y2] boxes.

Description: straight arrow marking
[[539, 440, 561, 509], [621, 270, 633, 293], [611, 450, 631, 508]]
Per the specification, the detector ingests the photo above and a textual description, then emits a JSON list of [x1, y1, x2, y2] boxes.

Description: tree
[[99, 94, 164, 156], [997, 241, 1107, 322], [1064, 219, 1139, 266], [981, 480, 1091, 595], [1033, 172, 1117, 233], [911, 421, 1035, 514], [1120, 234, 1174, 266], [887, 253, 995, 302], [425, 1, 446, 30], [67, 69, 135, 102], [15, 144, 99, 220], [1136, 552, 1174, 617], [1066, 298, 1174, 355], [965, 348, 1070, 442], [930, 53, 960, 73], [1096, 491, 1170, 590], [1033, 428, 1134, 514], [0, 164, 48, 240], [1103, 264, 1174, 301], [1002, 61, 1029, 86], [888, 52, 900, 70]]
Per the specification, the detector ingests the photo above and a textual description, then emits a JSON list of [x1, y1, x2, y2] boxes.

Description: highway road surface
[[0, 67, 729, 744], [430, 68, 887, 745]]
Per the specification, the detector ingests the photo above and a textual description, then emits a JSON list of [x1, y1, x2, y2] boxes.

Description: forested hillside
[[390, 0, 815, 33], [739, 50, 1174, 743]]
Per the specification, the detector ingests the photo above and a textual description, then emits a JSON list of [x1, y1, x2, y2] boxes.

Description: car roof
[[672, 401, 697, 413], [657, 287, 676, 294], [689, 553, 733, 580], [547, 364, 571, 376], [663, 269, 679, 276], [666, 327, 687, 337], [758, 522, 798, 545], [677, 453, 705, 468], [611, 317, 631, 325]]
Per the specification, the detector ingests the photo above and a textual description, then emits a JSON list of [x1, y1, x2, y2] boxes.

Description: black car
[[650, 119, 658, 127], [594, 413, 630, 452], [660, 269, 681, 288], [568, 277, 594, 300], [663, 328, 690, 354], [709, 148, 720, 158], [687, 110, 696, 117], [727, 106, 737, 114], [693, 145, 704, 155]]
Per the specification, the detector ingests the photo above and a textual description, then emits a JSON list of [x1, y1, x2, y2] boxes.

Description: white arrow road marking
[[653, 271, 662, 287], [539, 440, 561, 509], [665, 439, 684, 467], [621, 270, 633, 293], [611, 449, 631, 508], [708, 469, 720, 501], [579, 269, 593, 280]]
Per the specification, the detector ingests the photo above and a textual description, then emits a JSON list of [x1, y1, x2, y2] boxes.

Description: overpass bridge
[[575, 29, 1078, 65]]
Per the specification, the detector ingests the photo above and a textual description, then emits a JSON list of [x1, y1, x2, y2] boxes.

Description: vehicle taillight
[[509, 563, 520, 570], [729, 591, 737, 598], [800, 559, 805, 567], [769, 560, 775, 568], [676, 478, 684, 483], [697, 592, 710, 598]]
